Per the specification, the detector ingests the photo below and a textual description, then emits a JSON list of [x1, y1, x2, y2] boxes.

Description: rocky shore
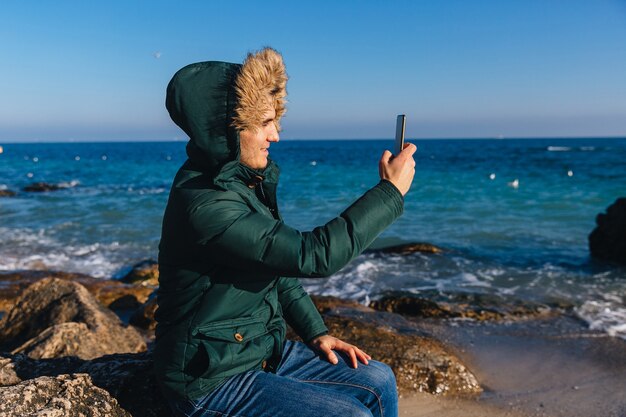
[[0, 259, 624, 417], [0, 263, 487, 416]]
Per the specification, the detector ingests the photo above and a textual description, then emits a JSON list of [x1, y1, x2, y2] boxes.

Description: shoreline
[[1, 270, 625, 417], [398, 316, 626, 417]]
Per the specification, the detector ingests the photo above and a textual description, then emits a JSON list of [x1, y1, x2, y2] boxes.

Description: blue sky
[[1, 0, 625, 141]]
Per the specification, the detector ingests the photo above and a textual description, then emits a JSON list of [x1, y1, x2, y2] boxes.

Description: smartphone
[[394, 114, 406, 155]]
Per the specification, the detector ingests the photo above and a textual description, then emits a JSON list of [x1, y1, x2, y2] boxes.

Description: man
[[155, 47, 416, 417]]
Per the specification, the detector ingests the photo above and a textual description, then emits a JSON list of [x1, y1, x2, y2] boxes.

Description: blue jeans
[[167, 340, 398, 417]]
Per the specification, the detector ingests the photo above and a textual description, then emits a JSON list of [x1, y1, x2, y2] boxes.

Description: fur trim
[[232, 47, 288, 132]]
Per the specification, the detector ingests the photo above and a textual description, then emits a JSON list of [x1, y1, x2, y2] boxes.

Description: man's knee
[[367, 361, 397, 392], [349, 403, 375, 417]]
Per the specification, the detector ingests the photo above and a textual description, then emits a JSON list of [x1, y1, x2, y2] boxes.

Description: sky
[[1, 0, 625, 142]]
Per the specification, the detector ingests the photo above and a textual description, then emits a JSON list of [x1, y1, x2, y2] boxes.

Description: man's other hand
[[379, 143, 417, 196], [308, 334, 371, 368]]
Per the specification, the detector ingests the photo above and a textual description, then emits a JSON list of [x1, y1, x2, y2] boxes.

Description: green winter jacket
[[154, 60, 404, 401]]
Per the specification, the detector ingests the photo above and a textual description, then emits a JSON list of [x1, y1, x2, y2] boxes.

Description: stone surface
[[366, 242, 445, 255], [120, 260, 159, 287], [323, 314, 481, 396], [0, 278, 146, 359], [0, 357, 21, 386], [22, 182, 61, 192], [0, 352, 170, 417], [129, 292, 158, 332], [0, 189, 16, 197], [297, 296, 482, 396], [0, 373, 131, 417], [12, 322, 112, 360], [0, 270, 153, 314], [370, 291, 562, 321], [589, 197, 626, 265]]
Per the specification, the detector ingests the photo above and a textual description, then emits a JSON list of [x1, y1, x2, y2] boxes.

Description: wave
[[575, 300, 626, 340], [57, 180, 80, 188], [547, 146, 572, 152], [0, 227, 142, 278], [546, 146, 596, 152], [299, 253, 626, 340]]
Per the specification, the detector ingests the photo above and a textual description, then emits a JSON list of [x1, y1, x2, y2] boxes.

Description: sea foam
[[575, 300, 626, 340]]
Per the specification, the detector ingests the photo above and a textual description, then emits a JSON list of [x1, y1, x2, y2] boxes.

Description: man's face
[[239, 108, 279, 170]]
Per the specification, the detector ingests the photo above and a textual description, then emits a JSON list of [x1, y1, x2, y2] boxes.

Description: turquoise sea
[[1, 138, 625, 339]]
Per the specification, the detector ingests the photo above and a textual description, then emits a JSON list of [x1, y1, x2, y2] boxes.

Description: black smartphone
[[394, 114, 406, 155]]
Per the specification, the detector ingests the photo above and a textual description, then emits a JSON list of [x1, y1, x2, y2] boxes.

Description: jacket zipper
[[257, 183, 278, 219]]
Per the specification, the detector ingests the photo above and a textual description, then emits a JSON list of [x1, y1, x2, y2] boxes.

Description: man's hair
[[232, 47, 288, 133]]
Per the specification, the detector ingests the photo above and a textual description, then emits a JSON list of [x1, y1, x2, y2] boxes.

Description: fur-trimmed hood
[[165, 48, 287, 182]]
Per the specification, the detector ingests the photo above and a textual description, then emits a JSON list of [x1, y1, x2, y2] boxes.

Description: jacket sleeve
[[276, 277, 328, 342], [191, 179, 403, 278]]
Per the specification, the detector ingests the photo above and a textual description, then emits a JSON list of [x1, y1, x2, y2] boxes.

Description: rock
[[23, 182, 61, 192], [0, 357, 21, 386], [120, 260, 159, 287], [129, 293, 158, 332], [0, 278, 146, 359], [0, 189, 16, 197], [371, 296, 456, 318], [0, 373, 131, 417], [322, 315, 481, 396], [11, 322, 114, 360], [366, 242, 445, 255], [589, 197, 626, 265], [0, 352, 171, 417], [108, 294, 144, 311], [310, 295, 364, 313], [370, 292, 559, 321], [0, 270, 153, 314], [295, 298, 482, 396]]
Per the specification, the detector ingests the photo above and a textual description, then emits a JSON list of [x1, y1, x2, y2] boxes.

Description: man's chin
[[242, 159, 269, 171]]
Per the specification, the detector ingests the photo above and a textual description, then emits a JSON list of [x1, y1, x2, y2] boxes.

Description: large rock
[[302, 296, 482, 396], [0, 373, 131, 417], [365, 242, 444, 255], [323, 314, 481, 396], [589, 197, 626, 265], [0, 352, 170, 417], [11, 322, 114, 359], [0, 278, 146, 359], [369, 292, 560, 321]]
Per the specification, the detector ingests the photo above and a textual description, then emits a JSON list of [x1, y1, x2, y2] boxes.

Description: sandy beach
[[399, 316, 626, 417]]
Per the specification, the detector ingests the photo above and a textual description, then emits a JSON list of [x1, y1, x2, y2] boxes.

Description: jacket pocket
[[191, 316, 269, 380]]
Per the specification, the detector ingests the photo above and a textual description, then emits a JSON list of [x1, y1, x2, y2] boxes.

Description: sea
[[1, 138, 625, 339]]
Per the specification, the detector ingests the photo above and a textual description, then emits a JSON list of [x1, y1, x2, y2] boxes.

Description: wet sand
[[399, 315, 626, 417]]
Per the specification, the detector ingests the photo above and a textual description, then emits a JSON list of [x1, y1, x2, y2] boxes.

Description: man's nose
[[267, 123, 279, 142]]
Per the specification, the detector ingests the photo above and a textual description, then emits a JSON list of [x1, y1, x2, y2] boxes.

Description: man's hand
[[379, 143, 417, 196], [308, 334, 371, 368]]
